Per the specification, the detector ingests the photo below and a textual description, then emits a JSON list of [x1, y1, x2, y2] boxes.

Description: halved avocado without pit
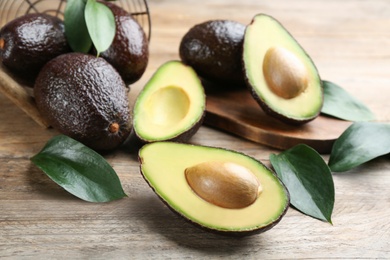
[[243, 14, 323, 125], [133, 61, 206, 143], [139, 142, 290, 236]]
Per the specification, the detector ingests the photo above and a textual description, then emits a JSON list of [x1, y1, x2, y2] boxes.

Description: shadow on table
[[130, 194, 264, 255]]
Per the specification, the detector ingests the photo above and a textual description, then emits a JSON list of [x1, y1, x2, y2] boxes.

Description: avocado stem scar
[[0, 38, 4, 50], [109, 122, 120, 133]]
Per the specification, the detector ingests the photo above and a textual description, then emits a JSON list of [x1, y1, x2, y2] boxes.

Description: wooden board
[[0, 64, 49, 128], [204, 87, 352, 153]]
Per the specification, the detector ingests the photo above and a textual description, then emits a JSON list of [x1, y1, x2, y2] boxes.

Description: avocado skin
[[179, 20, 246, 88], [246, 82, 323, 125], [135, 111, 205, 144], [34, 53, 131, 151], [0, 13, 70, 84], [99, 2, 149, 85], [169, 112, 204, 143], [142, 168, 289, 237]]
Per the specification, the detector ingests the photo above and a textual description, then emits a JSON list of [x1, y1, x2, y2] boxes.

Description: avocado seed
[[263, 46, 309, 99], [185, 161, 262, 209]]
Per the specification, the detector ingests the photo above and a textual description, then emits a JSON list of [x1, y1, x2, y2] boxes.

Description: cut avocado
[[243, 14, 323, 124], [133, 61, 206, 143], [139, 142, 290, 235]]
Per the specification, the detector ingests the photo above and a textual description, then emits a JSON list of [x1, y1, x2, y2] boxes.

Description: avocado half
[[133, 61, 206, 143], [243, 14, 323, 125], [139, 142, 290, 236]]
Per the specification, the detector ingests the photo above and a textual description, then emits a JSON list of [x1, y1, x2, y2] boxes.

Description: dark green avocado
[[34, 53, 132, 151], [179, 20, 246, 88], [0, 13, 70, 84], [99, 2, 149, 85]]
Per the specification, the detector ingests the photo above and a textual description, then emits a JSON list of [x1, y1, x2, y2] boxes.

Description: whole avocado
[[34, 53, 132, 151], [179, 20, 246, 88], [0, 13, 70, 84], [99, 2, 149, 85]]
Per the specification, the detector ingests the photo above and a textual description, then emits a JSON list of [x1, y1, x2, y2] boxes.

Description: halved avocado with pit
[[243, 14, 323, 124], [139, 142, 290, 236], [133, 61, 206, 143]]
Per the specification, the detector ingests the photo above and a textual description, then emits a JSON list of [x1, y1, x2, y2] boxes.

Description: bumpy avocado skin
[[179, 20, 246, 88], [0, 13, 70, 83], [34, 53, 132, 151], [99, 2, 149, 85]]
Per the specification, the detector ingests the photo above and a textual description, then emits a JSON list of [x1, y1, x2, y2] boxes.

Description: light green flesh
[[139, 142, 289, 232], [243, 14, 323, 121], [133, 61, 205, 141]]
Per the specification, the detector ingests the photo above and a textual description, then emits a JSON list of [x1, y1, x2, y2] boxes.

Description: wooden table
[[1, 0, 389, 258]]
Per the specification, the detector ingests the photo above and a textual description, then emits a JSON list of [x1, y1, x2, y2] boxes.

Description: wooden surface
[[1, 0, 390, 258], [205, 88, 352, 154]]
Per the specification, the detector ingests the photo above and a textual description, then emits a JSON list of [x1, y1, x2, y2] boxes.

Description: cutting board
[[0, 61, 351, 154], [204, 87, 352, 154]]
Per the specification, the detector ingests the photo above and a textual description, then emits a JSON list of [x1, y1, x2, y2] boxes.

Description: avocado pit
[[263, 46, 309, 99], [185, 161, 263, 209]]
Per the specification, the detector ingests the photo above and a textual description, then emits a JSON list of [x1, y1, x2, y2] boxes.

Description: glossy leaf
[[30, 135, 127, 202], [329, 122, 390, 172], [85, 0, 116, 55], [64, 0, 92, 53], [270, 144, 334, 223], [321, 80, 375, 121]]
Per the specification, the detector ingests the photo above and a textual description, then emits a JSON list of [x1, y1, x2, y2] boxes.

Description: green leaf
[[64, 0, 92, 53], [85, 0, 116, 55], [30, 135, 127, 202], [270, 144, 334, 223], [321, 80, 375, 122], [328, 122, 390, 172]]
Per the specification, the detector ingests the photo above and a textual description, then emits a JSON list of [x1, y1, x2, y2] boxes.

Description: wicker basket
[[0, 0, 151, 127]]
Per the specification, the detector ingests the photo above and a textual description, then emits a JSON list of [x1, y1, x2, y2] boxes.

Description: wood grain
[[205, 87, 352, 153], [1, 0, 390, 259], [0, 65, 49, 128]]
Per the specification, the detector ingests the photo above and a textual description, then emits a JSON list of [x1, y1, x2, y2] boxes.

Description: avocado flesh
[[133, 61, 205, 142], [139, 142, 289, 234], [243, 14, 323, 124]]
